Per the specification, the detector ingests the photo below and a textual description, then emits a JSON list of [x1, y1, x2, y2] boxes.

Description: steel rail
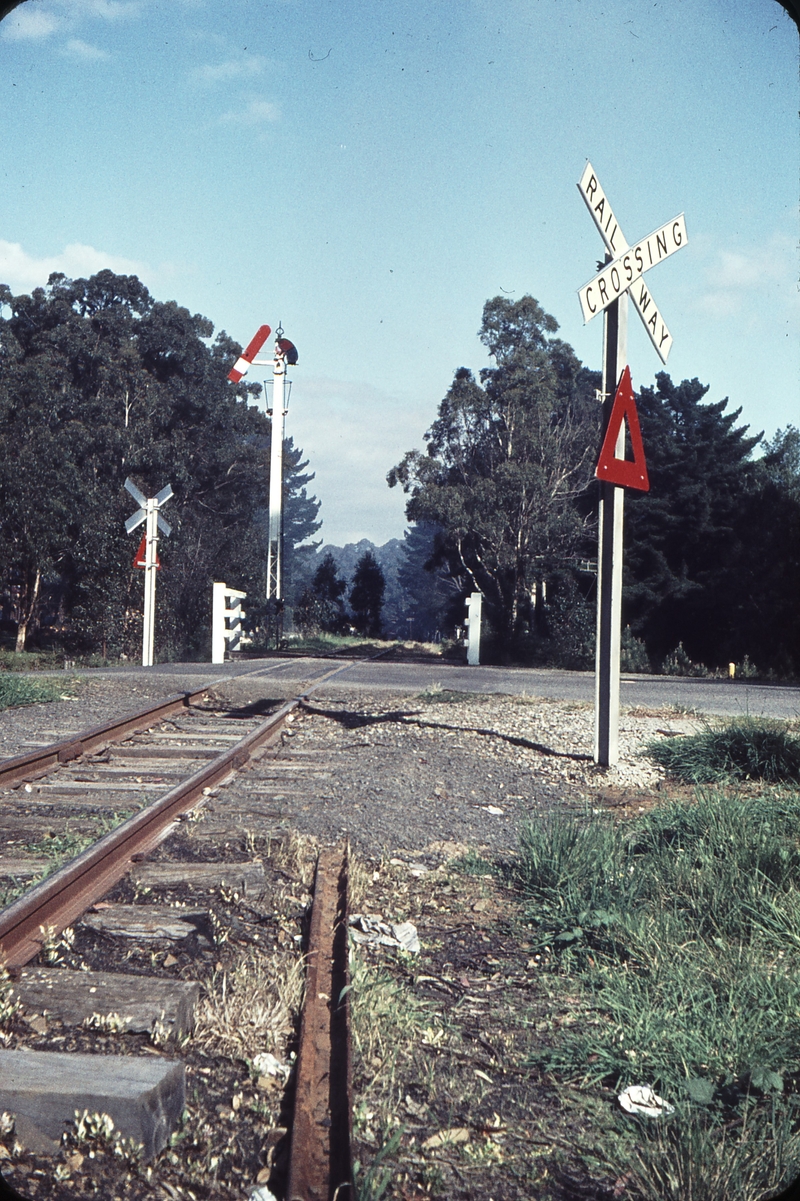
[[0, 654, 352, 790], [287, 844, 352, 1201], [0, 689, 212, 790], [0, 658, 360, 970]]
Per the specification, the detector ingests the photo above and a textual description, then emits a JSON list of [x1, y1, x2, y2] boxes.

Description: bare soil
[[0, 679, 696, 1200]]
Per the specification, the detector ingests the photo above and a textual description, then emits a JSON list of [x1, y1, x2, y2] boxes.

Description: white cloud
[[1, 0, 140, 43], [61, 36, 110, 59], [194, 56, 267, 83], [218, 97, 280, 126], [697, 232, 798, 319], [0, 240, 148, 292], [1, 8, 60, 40]]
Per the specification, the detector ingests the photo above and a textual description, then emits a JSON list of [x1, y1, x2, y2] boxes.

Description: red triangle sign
[[595, 366, 650, 492], [133, 536, 161, 569]]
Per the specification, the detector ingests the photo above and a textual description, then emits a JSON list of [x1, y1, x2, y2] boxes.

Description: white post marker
[[125, 479, 172, 668], [576, 162, 687, 765], [466, 592, 483, 666], [212, 582, 247, 664]]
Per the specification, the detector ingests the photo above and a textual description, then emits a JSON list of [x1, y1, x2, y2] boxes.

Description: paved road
[[80, 657, 800, 721]]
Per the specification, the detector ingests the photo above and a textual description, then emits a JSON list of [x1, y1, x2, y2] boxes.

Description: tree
[[349, 551, 385, 637], [388, 295, 600, 652], [721, 426, 800, 674], [623, 373, 762, 666], [397, 522, 458, 640], [294, 552, 348, 635], [0, 270, 319, 658], [281, 437, 323, 607]]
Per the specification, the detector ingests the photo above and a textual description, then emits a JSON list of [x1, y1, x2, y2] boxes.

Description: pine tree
[[349, 551, 385, 637]]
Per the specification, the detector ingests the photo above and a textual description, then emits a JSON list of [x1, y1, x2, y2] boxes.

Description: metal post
[[266, 345, 286, 603], [142, 499, 158, 668], [594, 289, 628, 765]]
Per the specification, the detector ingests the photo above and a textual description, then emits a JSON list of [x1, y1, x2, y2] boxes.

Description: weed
[[587, 1098, 800, 1201], [193, 951, 304, 1062], [353, 1125, 405, 1200], [417, 685, 483, 704], [646, 718, 800, 783], [621, 626, 651, 674], [450, 848, 497, 877], [0, 674, 79, 709]]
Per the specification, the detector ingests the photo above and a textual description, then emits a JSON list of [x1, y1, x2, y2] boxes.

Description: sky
[[0, 0, 797, 548]]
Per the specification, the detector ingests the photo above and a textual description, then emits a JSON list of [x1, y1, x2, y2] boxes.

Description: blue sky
[[1, 0, 797, 546]]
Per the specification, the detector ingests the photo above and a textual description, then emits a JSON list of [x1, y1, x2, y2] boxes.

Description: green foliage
[[294, 551, 348, 635], [646, 718, 800, 783], [623, 373, 762, 668], [388, 295, 600, 654], [0, 271, 320, 659], [0, 673, 77, 709], [620, 625, 651, 673], [397, 522, 455, 640], [349, 550, 386, 637], [660, 642, 710, 677], [510, 788, 800, 1199]]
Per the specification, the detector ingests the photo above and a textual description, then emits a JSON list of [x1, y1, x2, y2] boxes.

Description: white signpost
[[212, 582, 247, 664], [577, 162, 688, 765], [125, 478, 173, 668], [465, 592, 483, 666]]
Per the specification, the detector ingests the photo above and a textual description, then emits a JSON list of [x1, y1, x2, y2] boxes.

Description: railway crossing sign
[[577, 162, 687, 767], [124, 478, 173, 667], [595, 367, 650, 492], [133, 535, 161, 570], [577, 163, 687, 364]]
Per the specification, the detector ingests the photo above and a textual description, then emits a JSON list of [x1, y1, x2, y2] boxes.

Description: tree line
[[294, 550, 386, 639], [0, 270, 320, 658], [389, 295, 800, 676]]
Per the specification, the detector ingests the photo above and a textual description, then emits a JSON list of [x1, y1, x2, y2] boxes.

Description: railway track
[[0, 662, 360, 1200]]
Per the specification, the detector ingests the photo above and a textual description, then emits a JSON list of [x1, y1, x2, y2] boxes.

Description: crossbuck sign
[[577, 163, 687, 364]]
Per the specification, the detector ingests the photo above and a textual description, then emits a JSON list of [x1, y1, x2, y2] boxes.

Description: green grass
[[0, 674, 79, 709], [510, 788, 800, 1199], [646, 718, 800, 783]]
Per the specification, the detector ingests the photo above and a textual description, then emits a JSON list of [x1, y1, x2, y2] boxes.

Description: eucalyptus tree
[[388, 295, 600, 650]]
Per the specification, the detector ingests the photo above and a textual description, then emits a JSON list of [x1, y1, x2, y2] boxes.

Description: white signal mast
[[266, 330, 289, 602], [227, 323, 298, 608]]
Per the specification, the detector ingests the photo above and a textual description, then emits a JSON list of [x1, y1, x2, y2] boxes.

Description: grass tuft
[[0, 674, 79, 710], [646, 718, 800, 783]]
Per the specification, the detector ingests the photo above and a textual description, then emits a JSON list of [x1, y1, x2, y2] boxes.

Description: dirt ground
[[0, 682, 695, 1200]]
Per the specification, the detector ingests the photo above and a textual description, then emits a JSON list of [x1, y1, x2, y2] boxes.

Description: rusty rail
[[0, 657, 366, 969], [0, 689, 210, 790], [287, 845, 353, 1201]]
